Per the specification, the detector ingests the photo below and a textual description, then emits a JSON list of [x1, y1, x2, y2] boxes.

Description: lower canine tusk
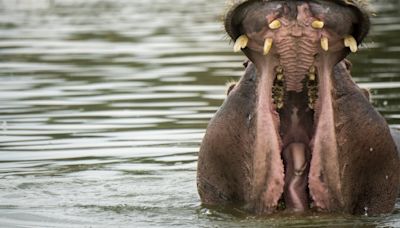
[[344, 35, 358, 53], [233, 35, 249, 52]]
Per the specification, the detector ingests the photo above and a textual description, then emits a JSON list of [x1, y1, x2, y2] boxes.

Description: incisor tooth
[[277, 102, 284, 109], [269, 20, 281, 30], [276, 66, 283, 73], [344, 35, 358, 53], [233, 35, 249, 52], [312, 20, 324, 29], [263, 38, 273, 55], [309, 66, 316, 74], [321, 36, 329, 51], [309, 73, 316, 81]]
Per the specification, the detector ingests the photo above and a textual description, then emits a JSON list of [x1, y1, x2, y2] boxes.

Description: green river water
[[1, 0, 400, 227]]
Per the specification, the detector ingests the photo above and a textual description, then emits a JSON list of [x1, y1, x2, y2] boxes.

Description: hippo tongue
[[228, 0, 363, 212]]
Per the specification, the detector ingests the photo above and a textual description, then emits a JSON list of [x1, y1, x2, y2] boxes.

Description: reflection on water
[[0, 0, 400, 227]]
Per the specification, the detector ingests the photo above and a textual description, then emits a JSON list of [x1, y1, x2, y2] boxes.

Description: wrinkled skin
[[197, 0, 400, 215]]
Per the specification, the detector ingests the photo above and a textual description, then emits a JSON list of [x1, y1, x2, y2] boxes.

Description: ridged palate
[[276, 37, 319, 92]]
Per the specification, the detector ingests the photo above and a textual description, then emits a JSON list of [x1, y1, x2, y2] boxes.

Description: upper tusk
[[263, 38, 273, 55], [344, 35, 358, 53], [233, 35, 249, 52], [311, 20, 324, 29], [269, 20, 281, 30], [321, 36, 329, 51]]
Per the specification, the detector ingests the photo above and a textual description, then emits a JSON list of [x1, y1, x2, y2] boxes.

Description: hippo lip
[[225, 0, 370, 213]]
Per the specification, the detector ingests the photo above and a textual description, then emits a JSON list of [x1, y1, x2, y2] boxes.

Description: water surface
[[1, 0, 400, 227]]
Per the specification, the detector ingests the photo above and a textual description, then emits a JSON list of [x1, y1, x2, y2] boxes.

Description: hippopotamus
[[197, 0, 400, 215]]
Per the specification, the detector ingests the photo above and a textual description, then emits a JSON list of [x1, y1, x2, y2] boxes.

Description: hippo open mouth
[[197, 0, 400, 215], [227, 0, 369, 212]]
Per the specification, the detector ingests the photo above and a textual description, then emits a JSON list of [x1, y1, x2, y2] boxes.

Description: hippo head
[[197, 0, 400, 215]]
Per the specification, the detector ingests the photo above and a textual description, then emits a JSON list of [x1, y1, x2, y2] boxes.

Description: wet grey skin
[[197, 0, 400, 215]]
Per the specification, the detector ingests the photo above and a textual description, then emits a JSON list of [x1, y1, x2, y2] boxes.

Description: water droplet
[[2, 121, 7, 131], [204, 209, 212, 215], [386, 175, 389, 180], [364, 206, 369, 216], [246, 113, 253, 126], [383, 100, 388, 106], [369, 147, 374, 152]]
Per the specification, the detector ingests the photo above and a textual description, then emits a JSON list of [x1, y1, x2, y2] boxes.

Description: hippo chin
[[197, 0, 400, 215]]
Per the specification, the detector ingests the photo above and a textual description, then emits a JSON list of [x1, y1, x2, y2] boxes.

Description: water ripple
[[0, 0, 400, 226]]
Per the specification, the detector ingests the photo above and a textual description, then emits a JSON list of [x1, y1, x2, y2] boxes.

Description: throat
[[279, 92, 315, 211], [280, 92, 315, 147], [268, 59, 320, 212]]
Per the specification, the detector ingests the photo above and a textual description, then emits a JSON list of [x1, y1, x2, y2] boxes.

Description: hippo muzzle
[[197, 0, 400, 215]]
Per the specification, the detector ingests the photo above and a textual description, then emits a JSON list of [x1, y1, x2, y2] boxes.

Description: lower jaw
[[278, 72, 318, 212], [254, 58, 336, 213]]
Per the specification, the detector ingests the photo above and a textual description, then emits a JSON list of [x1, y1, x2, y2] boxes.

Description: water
[[0, 0, 400, 227]]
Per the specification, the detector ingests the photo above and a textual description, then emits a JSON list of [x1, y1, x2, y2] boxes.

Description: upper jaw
[[228, 0, 366, 113], [225, 0, 370, 50], [235, 0, 358, 112], [225, 0, 371, 41]]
